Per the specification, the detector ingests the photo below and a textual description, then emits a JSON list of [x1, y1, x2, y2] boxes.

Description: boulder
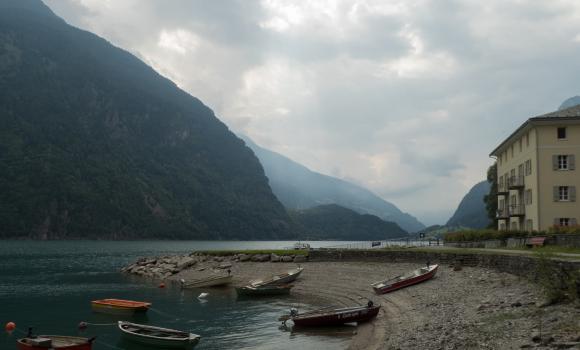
[[239, 254, 251, 262], [281, 256, 293, 263], [271, 253, 280, 262], [218, 262, 233, 269], [176, 257, 197, 270], [294, 255, 307, 263], [251, 254, 270, 262]]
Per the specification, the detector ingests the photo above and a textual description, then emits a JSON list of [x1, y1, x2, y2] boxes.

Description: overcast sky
[[44, 0, 580, 225]]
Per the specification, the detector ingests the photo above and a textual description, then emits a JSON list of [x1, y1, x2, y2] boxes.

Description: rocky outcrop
[[121, 251, 309, 278]]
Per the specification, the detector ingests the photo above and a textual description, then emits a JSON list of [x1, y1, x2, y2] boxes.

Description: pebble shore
[[122, 253, 580, 350]]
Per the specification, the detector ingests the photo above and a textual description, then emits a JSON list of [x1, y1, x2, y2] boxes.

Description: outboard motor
[[367, 300, 374, 308]]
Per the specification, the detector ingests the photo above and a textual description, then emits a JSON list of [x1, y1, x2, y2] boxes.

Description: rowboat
[[91, 298, 151, 314], [118, 321, 200, 348], [250, 267, 303, 287], [17, 335, 94, 350], [280, 301, 381, 327], [371, 264, 438, 294], [236, 284, 293, 296], [180, 274, 233, 288]]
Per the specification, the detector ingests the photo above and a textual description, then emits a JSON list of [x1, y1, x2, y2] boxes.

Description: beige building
[[490, 105, 580, 231]]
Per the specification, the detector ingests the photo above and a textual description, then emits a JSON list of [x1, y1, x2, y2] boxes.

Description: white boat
[[250, 267, 303, 287], [293, 242, 311, 250], [118, 321, 200, 348], [180, 274, 233, 288]]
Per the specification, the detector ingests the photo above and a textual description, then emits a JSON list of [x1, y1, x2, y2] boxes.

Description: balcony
[[508, 176, 524, 190], [508, 204, 525, 217], [496, 208, 509, 219], [497, 184, 509, 196]]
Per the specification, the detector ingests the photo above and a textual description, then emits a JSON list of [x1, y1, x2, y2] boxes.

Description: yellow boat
[[91, 299, 151, 314]]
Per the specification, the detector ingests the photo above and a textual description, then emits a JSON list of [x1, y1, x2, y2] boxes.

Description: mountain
[[0, 0, 292, 239], [241, 136, 424, 232], [290, 204, 407, 240], [446, 181, 491, 229], [558, 96, 580, 110]]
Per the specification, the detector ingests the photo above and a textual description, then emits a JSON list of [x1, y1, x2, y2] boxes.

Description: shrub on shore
[[444, 226, 580, 243]]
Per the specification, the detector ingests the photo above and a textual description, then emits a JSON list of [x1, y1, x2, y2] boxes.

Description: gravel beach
[[129, 257, 580, 349]]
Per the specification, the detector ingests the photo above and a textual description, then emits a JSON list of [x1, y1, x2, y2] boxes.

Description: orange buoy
[[5, 322, 16, 332], [158, 282, 166, 289]]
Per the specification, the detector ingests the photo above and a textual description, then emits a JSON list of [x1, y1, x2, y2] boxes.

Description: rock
[[239, 254, 251, 262], [255, 254, 270, 262], [532, 333, 542, 343], [281, 256, 293, 263], [176, 257, 197, 270], [293, 255, 307, 263], [213, 256, 224, 262], [218, 262, 233, 269], [511, 302, 522, 307], [271, 253, 280, 262], [520, 344, 532, 348]]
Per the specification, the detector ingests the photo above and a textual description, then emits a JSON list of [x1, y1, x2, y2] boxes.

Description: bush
[[444, 227, 580, 243]]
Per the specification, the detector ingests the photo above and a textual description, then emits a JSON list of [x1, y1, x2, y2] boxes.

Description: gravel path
[[169, 260, 579, 349]]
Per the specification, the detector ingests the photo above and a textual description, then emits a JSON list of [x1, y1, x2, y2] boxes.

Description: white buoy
[[198, 292, 209, 299]]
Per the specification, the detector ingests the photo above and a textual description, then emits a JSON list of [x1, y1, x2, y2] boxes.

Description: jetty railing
[[319, 239, 442, 250]]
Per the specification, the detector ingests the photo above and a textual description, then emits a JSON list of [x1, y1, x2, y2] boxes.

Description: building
[[489, 105, 580, 231]]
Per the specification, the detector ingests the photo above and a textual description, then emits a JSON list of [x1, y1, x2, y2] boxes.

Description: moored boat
[[180, 274, 233, 288], [371, 264, 438, 294], [280, 301, 381, 327], [91, 298, 151, 314], [118, 321, 200, 348], [250, 267, 303, 287], [236, 284, 293, 296], [17, 335, 94, 350]]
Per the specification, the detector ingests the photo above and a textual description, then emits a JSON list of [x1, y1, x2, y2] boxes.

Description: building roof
[[489, 104, 580, 157]]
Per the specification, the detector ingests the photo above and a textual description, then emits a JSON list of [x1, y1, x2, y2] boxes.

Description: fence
[[319, 239, 443, 250]]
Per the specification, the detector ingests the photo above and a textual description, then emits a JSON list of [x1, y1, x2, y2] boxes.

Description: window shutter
[[569, 155, 576, 170], [571, 218, 578, 226], [553, 218, 560, 227], [571, 186, 577, 202], [552, 155, 558, 170], [553, 186, 559, 201]]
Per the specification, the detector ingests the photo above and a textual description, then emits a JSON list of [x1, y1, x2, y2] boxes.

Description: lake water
[[0, 241, 358, 350]]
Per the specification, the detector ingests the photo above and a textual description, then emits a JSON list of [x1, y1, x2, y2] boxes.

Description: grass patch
[[503, 246, 580, 255], [194, 249, 309, 256]]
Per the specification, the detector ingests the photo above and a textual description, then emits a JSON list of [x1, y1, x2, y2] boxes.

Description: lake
[[0, 241, 358, 350]]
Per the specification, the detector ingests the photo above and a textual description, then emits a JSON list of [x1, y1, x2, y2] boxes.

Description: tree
[[483, 162, 498, 228]]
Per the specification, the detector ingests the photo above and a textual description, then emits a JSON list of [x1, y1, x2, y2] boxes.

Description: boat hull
[[91, 299, 150, 314], [181, 275, 232, 288], [372, 265, 438, 294], [236, 285, 293, 296], [17, 336, 93, 350], [292, 305, 381, 327], [119, 321, 200, 349], [251, 267, 303, 287]]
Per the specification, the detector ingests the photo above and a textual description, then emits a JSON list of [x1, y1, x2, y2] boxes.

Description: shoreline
[[123, 253, 580, 349]]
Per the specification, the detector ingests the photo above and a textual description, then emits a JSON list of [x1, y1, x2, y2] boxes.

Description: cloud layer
[[44, 0, 580, 224]]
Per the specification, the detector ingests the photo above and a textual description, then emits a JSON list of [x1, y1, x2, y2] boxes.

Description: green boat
[[118, 321, 200, 348], [236, 284, 293, 296]]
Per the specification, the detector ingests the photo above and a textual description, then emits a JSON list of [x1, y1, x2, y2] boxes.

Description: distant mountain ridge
[[558, 96, 580, 110], [291, 204, 408, 240], [446, 181, 491, 229], [0, 0, 292, 239], [241, 136, 424, 233]]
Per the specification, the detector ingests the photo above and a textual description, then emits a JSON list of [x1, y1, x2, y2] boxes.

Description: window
[[559, 186, 569, 201], [525, 189, 532, 205], [526, 133, 529, 147], [560, 218, 570, 227], [510, 221, 518, 230], [499, 176, 504, 191], [525, 159, 532, 175], [519, 139, 522, 152], [558, 155, 568, 170], [557, 127, 566, 139], [499, 223, 506, 231], [525, 219, 533, 232], [518, 163, 524, 177]]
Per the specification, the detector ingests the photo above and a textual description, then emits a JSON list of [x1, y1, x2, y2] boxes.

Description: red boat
[[372, 264, 438, 294], [280, 301, 381, 327], [17, 335, 94, 350]]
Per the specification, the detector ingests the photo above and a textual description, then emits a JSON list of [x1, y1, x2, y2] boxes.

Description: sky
[[44, 0, 580, 225]]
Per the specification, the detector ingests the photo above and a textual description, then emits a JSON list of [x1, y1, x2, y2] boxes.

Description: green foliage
[[547, 225, 580, 235], [289, 204, 408, 240], [444, 229, 529, 242], [0, 2, 292, 240], [483, 162, 498, 228], [533, 251, 579, 304]]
